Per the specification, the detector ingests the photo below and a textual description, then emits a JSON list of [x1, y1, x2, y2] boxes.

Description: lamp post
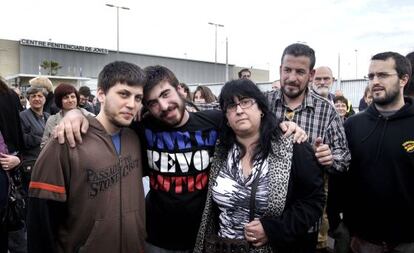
[[48, 38, 52, 75], [106, 3, 130, 54], [355, 49, 358, 79], [337, 53, 342, 89], [337, 53, 341, 81], [225, 37, 229, 82], [208, 22, 224, 63]]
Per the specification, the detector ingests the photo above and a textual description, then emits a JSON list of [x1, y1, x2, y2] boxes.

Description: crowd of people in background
[[0, 42, 413, 253]]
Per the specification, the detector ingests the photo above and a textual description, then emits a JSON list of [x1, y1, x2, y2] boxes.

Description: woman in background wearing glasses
[[194, 79, 325, 253]]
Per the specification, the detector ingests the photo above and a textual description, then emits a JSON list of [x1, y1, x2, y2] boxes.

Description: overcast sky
[[1, 0, 414, 81]]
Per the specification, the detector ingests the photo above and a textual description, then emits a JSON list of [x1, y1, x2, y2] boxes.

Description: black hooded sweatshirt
[[344, 97, 414, 243]]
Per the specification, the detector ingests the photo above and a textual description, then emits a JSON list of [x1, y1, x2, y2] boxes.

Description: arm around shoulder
[[55, 109, 89, 147]]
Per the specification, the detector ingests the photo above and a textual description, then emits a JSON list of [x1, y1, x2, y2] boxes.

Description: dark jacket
[[0, 90, 25, 155], [0, 89, 25, 209], [194, 136, 324, 253], [358, 98, 368, 111], [20, 109, 49, 162], [344, 97, 414, 243]]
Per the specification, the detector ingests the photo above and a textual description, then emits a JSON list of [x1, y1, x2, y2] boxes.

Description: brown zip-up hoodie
[[28, 117, 145, 253]]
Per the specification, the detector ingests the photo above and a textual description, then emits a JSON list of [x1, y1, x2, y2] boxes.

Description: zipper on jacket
[[110, 132, 123, 253]]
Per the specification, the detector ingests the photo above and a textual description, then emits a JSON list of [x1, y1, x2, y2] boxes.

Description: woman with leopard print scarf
[[194, 79, 325, 253]]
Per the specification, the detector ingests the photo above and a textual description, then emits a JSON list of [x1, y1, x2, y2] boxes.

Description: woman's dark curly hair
[[219, 79, 281, 161]]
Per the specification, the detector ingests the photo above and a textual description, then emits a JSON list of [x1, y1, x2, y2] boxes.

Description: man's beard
[[104, 105, 133, 128], [373, 84, 401, 106], [282, 81, 307, 99], [159, 98, 186, 127], [312, 85, 330, 97]]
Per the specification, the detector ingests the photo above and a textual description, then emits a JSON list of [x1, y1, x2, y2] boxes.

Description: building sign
[[20, 39, 109, 54]]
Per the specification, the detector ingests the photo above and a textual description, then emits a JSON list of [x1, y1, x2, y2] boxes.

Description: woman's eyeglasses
[[226, 98, 256, 112]]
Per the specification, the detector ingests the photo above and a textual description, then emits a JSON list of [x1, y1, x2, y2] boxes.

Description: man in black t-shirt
[[134, 66, 222, 252]]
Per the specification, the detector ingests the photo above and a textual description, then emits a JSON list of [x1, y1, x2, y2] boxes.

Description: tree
[[41, 60, 62, 76]]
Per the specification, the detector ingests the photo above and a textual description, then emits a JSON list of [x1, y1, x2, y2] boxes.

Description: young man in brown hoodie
[[27, 61, 146, 253]]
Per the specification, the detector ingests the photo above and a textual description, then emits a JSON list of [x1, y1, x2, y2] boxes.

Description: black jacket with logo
[[344, 97, 414, 243]]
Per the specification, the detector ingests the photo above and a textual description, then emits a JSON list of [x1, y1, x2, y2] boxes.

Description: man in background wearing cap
[[29, 76, 59, 115]]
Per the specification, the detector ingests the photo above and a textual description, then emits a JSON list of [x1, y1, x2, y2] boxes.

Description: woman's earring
[[261, 113, 264, 117]]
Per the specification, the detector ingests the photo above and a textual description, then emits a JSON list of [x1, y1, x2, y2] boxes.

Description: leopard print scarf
[[194, 135, 294, 253]]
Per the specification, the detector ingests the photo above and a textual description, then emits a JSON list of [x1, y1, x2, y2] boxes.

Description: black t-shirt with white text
[[133, 110, 222, 250]]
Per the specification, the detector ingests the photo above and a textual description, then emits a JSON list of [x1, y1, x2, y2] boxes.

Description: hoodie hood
[[365, 97, 414, 120], [88, 115, 107, 134]]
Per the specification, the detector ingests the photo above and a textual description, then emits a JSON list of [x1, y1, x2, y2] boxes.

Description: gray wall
[[332, 79, 368, 109], [19, 45, 233, 84], [0, 39, 19, 77]]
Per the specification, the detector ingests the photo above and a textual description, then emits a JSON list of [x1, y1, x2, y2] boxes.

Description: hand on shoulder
[[54, 109, 89, 148]]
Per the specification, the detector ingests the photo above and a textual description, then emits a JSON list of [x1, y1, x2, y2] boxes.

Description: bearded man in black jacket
[[344, 52, 414, 253]]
